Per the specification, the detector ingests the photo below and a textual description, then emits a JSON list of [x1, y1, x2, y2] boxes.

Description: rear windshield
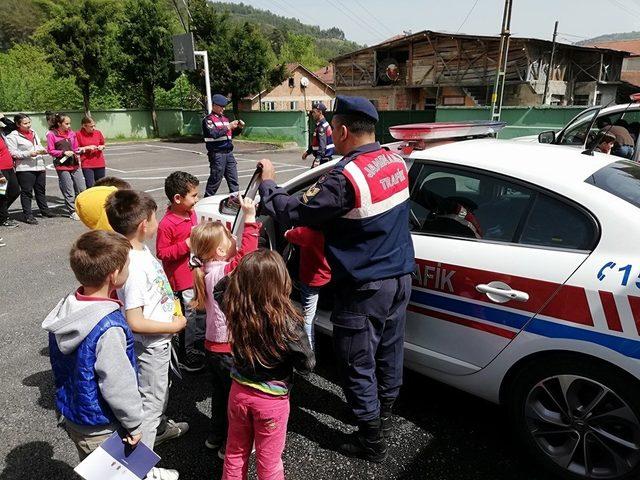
[[585, 160, 640, 208]]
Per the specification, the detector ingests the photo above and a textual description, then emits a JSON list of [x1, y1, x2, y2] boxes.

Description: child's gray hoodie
[[42, 293, 143, 436]]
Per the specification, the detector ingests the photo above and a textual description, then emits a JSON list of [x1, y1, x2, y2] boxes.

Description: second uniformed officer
[[202, 94, 242, 197], [302, 101, 334, 168], [257, 95, 415, 462]]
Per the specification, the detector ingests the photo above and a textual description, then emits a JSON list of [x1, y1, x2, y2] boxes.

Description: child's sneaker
[[69, 212, 80, 221], [154, 419, 189, 447], [180, 349, 205, 372], [205, 433, 223, 450], [217, 441, 226, 460], [146, 467, 179, 480], [0, 237, 5, 247]]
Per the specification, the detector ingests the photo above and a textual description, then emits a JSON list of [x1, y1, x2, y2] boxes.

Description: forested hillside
[[0, 0, 360, 121]]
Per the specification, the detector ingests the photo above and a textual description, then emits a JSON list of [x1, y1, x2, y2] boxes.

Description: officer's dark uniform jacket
[[259, 142, 415, 284], [306, 118, 334, 161], [202, 112, 234, 153]]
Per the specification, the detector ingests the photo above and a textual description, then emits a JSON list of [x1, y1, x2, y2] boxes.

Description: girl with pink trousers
[[222, 250, 315, 480]]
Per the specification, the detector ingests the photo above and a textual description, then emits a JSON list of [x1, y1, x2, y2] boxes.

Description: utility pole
[[491, 0, 513, 121], [542, 21, 559, 105]]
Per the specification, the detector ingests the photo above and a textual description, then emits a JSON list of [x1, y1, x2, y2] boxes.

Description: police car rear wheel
[[508, 358, 640, 480]]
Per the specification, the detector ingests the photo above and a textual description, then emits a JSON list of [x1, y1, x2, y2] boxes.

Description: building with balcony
[[331, 30, 628, 109]]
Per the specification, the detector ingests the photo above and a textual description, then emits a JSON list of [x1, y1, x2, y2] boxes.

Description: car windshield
[[585, 160, 640, 209]]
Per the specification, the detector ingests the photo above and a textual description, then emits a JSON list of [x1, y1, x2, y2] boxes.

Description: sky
[[214, 0, 640, 46]]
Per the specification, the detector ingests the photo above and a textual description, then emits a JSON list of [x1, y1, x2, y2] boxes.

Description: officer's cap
[[212, 94, 229, 107], [311, 101, 327, 112], [333, 95, 379, 123]]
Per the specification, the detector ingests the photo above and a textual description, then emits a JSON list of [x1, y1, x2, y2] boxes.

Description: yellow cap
[[75, 186, 118, 231]]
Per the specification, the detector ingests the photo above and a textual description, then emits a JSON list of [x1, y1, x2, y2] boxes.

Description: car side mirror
[[219, 196, 240, 216], [538, 131, 556, 144]]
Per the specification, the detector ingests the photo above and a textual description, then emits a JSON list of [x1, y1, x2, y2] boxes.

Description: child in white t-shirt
[[106, 189, 188, 480]]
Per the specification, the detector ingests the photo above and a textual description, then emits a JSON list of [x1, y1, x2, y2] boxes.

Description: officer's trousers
[[205, 151, 239, 197], [331, 274, 411, 422]]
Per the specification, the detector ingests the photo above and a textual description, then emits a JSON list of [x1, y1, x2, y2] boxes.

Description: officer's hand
[[302, 152, 308, 160], [258, 159, 275, 181], [230, 120, 239, 129]]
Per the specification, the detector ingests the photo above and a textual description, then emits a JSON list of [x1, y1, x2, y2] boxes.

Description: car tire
[[506, 356, 640, 480]]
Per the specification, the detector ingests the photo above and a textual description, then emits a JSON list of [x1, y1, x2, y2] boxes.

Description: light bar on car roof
[[389, 120, 506, 141]]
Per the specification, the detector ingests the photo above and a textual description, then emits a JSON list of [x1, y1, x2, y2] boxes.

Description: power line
[[606, 0, 640, 20], [351, 0, 397, 37], [322, 0, 389, 44], [456, 0, 480, 33]]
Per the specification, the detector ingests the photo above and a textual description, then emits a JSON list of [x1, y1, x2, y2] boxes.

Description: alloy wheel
[[525, 374, 640, 479]]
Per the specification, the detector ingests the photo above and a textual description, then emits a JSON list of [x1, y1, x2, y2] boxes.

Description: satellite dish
[[300, 76, 309, 88]]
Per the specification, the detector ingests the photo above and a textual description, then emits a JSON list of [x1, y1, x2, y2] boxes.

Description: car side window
[[518, 194, 594, 250], [558, 109, 600, 147], [408, 163, 533, 242]]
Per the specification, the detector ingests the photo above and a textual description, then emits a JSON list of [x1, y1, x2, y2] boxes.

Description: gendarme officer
[[202, 94, 243, 197], [302, 101, 334, 168], [257, 95, 415, 462]]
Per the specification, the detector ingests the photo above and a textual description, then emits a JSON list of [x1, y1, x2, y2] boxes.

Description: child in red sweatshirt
[[284, 226, 331, 349]]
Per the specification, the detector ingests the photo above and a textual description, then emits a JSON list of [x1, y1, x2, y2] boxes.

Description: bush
[[0, 44, 82, 111]]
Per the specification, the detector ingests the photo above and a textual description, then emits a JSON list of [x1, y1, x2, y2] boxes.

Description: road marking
[[144, 144, 204, 155], [106, 151, 147, 157], [106, 166, 127, 173], [143, 166, 306, 192]]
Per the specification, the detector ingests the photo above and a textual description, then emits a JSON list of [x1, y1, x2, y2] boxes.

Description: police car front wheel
[[507, 357, 640, 480]]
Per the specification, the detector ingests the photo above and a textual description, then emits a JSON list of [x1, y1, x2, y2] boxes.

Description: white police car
[[196, 122, 640, 480], [517, 97, 640, 162]]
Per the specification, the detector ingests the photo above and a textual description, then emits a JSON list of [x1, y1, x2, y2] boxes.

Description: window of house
[[288, 77, 295, 88], [290, 101, 298, 110], [442, 96, 466, 106], [261, 101, 275, 111]]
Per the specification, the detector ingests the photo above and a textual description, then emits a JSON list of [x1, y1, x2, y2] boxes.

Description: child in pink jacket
[[188, 198, 260, 459]]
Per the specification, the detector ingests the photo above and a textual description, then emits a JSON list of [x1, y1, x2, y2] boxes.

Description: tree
[[0, 44, 81, 111], [190, 0, 274, 116], [117, 0, 174, 136], [279, 32, 324, 71], [35, 0, 122, 116], [0, 0, 54, 51]]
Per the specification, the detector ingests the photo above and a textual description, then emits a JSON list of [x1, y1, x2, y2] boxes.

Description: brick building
[[240, 63, 335, 112], [331, 30, 628, 109]]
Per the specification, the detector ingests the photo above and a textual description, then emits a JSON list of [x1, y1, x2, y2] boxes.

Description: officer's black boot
[[380, 399, 395, 438], [340, 418, 388, 463]]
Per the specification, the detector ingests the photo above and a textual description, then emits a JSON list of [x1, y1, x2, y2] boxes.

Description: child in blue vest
[[43, 231, 144, 459]]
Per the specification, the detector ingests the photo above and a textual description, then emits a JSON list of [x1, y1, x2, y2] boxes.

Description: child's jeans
[[223, 381, 290, 480], [176, 288, 205, 354], [207, 350, 233, 442], [299, 283, 320, 350]]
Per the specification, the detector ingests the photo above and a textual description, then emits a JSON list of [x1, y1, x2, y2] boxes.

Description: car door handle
[[476, 283, 529, 302]]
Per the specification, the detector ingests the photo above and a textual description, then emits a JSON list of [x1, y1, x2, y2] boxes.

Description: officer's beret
[[212, 94, 229, 107], [333, 95, 379, 123], [311, 101, 327, 112]]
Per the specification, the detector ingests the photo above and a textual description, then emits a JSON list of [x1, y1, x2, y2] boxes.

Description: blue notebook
[[74, 432, 160, 480]]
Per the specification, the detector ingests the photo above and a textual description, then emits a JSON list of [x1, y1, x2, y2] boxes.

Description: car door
[[406, 161, 598, 374]]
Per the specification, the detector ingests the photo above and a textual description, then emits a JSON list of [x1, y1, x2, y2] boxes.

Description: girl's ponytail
[[190, 256, 207, 311]]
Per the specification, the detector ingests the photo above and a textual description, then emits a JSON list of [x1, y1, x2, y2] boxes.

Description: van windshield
[[585, 160, 640, 208]]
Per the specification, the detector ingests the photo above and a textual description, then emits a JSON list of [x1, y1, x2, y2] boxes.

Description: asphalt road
[[0, 140, 546, 480]]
